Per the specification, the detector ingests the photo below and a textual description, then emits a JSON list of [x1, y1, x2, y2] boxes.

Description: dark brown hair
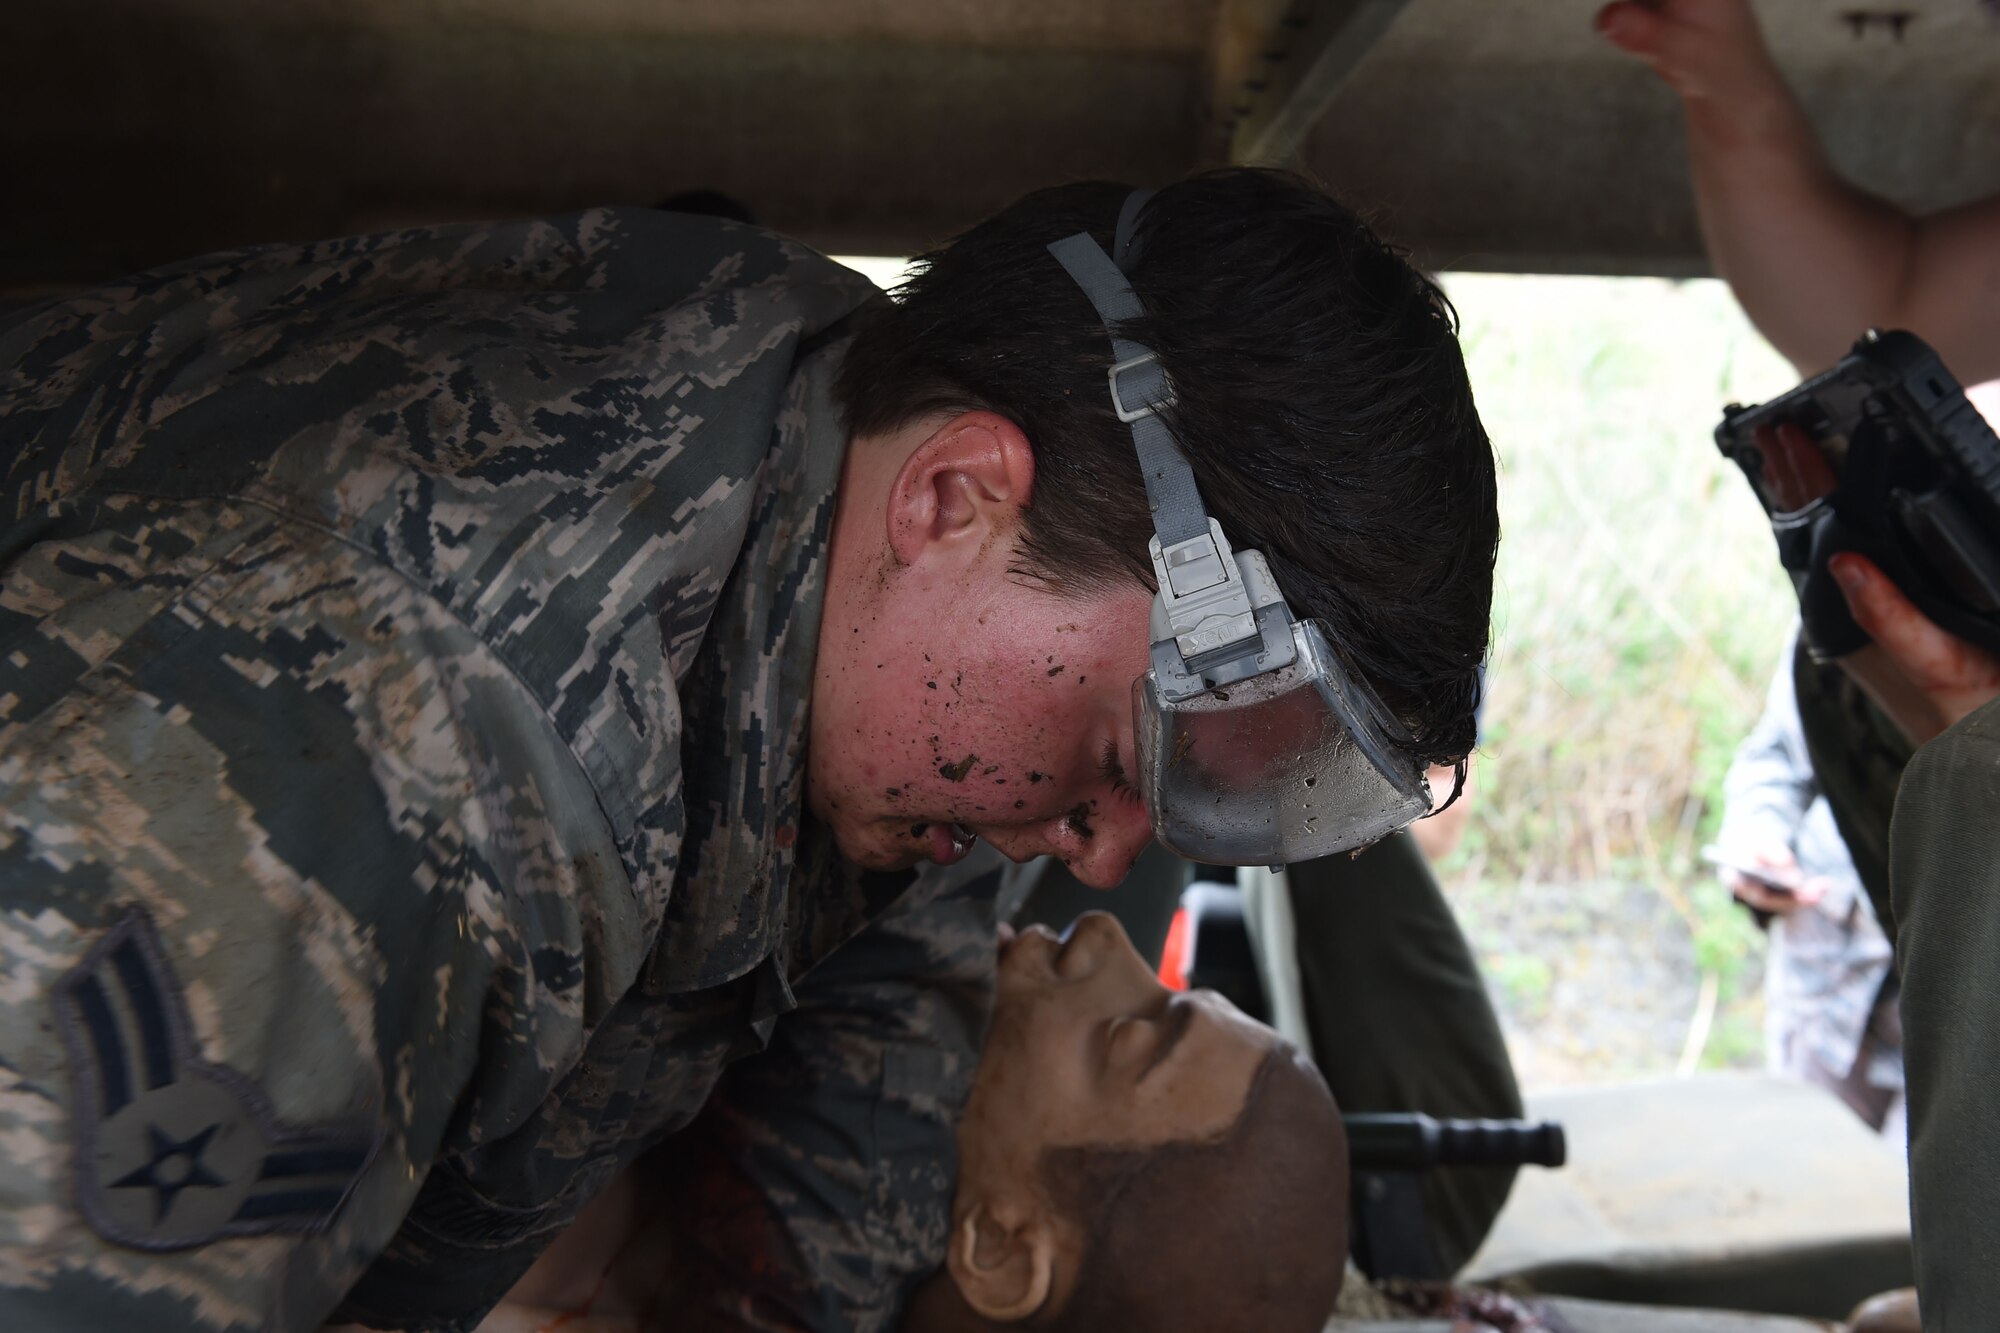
[[835, 168, 1496, 769]]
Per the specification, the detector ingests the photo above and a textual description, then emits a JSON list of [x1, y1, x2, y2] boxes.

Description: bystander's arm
[[1717, 635, 1821, 918], [1596, 0, 2000, 383]]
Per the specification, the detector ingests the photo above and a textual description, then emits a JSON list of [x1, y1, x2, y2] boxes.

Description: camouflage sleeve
[[0, 510, 634, 1331], [659, 867, 1000, 1333]]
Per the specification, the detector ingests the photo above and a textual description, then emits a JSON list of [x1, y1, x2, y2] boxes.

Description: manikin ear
[[945, 1200, 1059, 1325], [884, 411, 1037, 568]]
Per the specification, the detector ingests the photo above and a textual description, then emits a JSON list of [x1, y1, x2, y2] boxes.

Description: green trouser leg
[[1288, 830, 1524, 1277], [1888, 697, 2000, 1329]]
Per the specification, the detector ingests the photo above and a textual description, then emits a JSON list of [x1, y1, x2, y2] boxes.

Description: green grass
[[1487, 952, 1557, 1019]]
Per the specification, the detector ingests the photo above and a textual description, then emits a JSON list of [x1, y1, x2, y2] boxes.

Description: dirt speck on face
[[1028, 771, 1046, 783], [1046, 665, 1064, 677], [1015, 799, 1026, 809], [886, 787, 902, 798], [938, 754, 979, 782], [926, 681, 937, 690], [1065, 804, 1095, 840], [981, 765, 998, 776]]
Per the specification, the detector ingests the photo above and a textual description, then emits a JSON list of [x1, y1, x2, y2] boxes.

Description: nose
[[1050, 802, 1156, 889], [1064, 910, 1165, 992]]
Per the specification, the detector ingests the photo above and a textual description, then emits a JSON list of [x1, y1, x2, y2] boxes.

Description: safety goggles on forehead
[[1047, 190, 1434, 867]]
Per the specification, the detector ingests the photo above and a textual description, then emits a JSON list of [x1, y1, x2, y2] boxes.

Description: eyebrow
[[1138, 998, 1197, 1081]]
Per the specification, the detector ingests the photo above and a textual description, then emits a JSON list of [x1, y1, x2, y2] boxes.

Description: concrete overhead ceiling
[[3, 0, 1997, 292]]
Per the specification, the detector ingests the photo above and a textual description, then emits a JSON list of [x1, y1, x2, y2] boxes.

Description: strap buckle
[[1109, 351, 1175, 424]]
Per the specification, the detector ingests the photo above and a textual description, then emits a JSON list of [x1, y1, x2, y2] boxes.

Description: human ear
[[944, 1201, 1057, 1324], [884, 411, 1037, 567]]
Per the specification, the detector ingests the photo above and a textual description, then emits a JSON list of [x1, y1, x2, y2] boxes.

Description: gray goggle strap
[[1045, 192, 1208, 551], [1047, 190, 1302, 697]]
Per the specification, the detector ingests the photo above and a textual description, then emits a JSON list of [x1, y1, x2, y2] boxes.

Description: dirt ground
[[1446, 875, 1769, 1088]]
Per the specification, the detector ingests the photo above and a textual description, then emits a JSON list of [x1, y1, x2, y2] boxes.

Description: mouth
[[998, 921, 1058, 968], [1049, 917, 1095, 973], [927, 821, 978, 866]]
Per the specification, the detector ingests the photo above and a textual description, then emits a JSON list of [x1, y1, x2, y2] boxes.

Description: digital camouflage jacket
[[1720, 630, 1898, 1094], [0, 210, 996, 1332]]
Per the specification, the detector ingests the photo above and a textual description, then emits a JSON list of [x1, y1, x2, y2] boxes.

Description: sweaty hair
[[834, 168, 1497, 767], [1036, 1044, 1348, 1332]]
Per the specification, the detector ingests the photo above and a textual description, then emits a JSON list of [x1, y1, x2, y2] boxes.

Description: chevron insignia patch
[[52, 906, 381, 1251]]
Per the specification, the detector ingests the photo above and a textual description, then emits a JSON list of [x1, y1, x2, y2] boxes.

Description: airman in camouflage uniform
[[0, 209, 997, 1331], [1721, 632, 1902, 1128], [1, 169, 1509, 1333]]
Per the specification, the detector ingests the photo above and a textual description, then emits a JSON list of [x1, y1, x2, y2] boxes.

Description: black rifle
[[1347, 1113, 1566, 1282], [1716, 329, 2000, 659]]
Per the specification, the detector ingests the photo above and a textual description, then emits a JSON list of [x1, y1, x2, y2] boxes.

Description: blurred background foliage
[[1432, 272, 1801, 1084]]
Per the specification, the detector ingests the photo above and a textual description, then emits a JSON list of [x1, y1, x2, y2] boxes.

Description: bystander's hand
[[1593, 0, 1786, 111], [1829, 554, 2000, 746], [1725, 845, 1819, 918]]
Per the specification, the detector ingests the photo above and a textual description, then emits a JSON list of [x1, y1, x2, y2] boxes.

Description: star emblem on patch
[[111, 1122, 228, 1222], [53, 906, 383, 1251]]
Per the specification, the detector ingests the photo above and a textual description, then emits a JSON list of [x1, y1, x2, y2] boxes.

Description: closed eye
[[1137, 997, 1196, 1080], [1100, 739, 1144, 810], [1101, 996, 1193, 1081]]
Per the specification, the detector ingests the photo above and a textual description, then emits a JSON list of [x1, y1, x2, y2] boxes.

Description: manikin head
[[808, 168, 1497, 888], [904, 912, 1349, 1333]]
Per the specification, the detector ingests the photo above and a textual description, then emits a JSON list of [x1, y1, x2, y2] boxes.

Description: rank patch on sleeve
[[52, 906, 383, 1251]]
